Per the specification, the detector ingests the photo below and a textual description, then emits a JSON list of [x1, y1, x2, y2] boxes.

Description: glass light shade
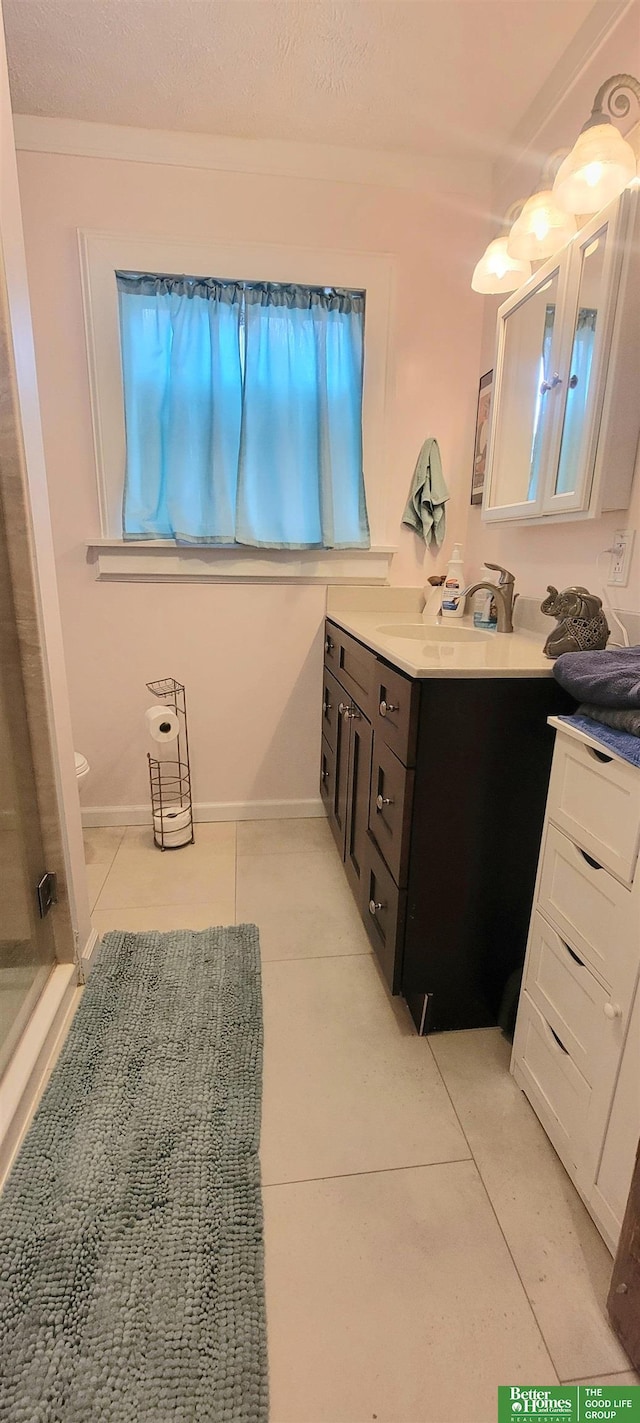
[[506, 190, 576, 260], [552, 122, 637, 214], [471, 236, 531, 294]]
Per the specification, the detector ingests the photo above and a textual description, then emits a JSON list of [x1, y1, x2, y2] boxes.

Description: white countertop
[[326, 608, 553, 679]]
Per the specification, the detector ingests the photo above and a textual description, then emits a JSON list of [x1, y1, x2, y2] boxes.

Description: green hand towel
[[402, 437, 449, 549]]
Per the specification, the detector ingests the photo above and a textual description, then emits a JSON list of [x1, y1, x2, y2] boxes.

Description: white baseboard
[[81, 797, 325, 828]]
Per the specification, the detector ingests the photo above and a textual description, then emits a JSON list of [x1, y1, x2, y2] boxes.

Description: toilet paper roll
[[153, 805, 192, 848], [146, 704, 180, 744], [153, 804, 191, 833]]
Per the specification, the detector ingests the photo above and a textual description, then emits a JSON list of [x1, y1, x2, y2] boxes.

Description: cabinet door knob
[[375, 794, 394, 811], [603, 1002, 622, 1020], [379, 700, 398, 718], [325, 636, 334, 653], [540, 373, 563, 393], [322, 700, 332, 715], [369, 899, 384, 916], [338, 702, 347, 717], [321, 768, 329, 782]]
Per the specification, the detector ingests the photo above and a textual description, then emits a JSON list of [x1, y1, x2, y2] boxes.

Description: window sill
[[87, 540, 395, 584]]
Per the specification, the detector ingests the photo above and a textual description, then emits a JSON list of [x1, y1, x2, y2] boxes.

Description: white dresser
[[512, 716, 640, 1254]]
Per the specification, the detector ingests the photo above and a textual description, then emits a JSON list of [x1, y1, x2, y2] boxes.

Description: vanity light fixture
[[507, 155, 577, 260], [471, 202, 532, 294], [552, 73, 639, 214]]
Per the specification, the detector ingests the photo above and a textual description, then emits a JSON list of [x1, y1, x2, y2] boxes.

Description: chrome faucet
[[463, 563, 517, 634]]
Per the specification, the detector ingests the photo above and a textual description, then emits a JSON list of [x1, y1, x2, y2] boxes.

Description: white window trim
[[79, 229, 396, 582]]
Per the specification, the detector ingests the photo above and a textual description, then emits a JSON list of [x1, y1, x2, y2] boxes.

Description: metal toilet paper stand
[[146, 677, 194, 850]]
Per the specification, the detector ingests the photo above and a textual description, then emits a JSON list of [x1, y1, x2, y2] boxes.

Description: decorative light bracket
[[498, 199, 525, 235], [583, 73, 640, 131], [538, 149, 571, 189]]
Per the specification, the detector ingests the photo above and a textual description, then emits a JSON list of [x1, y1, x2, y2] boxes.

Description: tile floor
[[87, 819, 637, 1421]]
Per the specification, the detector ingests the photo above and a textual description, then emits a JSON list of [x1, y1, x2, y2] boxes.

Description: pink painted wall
[[16, 148, 486, 815], [466, 8, 640, 615]]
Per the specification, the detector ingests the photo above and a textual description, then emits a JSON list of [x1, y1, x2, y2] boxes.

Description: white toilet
[[74, 751, 90, 784]]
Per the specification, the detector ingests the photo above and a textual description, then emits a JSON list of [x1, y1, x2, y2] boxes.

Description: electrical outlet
[[608, 529, 635, 587]]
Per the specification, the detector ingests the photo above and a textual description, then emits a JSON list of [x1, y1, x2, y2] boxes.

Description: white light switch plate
[[608, 529, 635, 587]]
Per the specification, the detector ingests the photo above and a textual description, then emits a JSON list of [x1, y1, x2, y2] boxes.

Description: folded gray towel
[[553, 647, 640, 709], [579, 704, 640, 738]]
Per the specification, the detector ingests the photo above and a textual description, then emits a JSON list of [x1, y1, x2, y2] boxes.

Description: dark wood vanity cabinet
[[320, 617, 574, 1033]]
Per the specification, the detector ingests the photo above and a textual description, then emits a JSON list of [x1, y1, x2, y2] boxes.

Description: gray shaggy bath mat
[[0, 925, 268, 1423]]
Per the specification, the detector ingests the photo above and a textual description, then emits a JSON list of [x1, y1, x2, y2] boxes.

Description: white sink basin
[[378, 623, 491, 643]]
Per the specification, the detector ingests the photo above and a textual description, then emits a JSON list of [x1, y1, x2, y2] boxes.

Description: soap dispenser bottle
[[441, 544, 466, 620]]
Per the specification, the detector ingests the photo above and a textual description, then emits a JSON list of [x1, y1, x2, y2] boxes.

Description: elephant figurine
[[541, 585, 610, 658]]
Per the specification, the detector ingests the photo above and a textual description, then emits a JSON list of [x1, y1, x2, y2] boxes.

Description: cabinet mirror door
[[543, 210, 620, 516], [485, 265, 565, 520]]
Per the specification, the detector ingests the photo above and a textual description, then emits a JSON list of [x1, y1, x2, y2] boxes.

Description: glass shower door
[[0, 482, 56, 1079]]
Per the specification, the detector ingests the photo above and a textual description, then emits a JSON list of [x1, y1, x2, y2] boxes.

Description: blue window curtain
[[116, 273, 369, 549], [117, 274, 243, 542]]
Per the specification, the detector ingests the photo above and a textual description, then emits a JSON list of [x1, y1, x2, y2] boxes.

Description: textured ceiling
[[4, 0, 608, 158]]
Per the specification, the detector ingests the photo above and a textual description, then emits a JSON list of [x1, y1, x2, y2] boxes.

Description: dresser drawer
[[325, 620, 376, 718], [373, 662, 419, 766], [513, 992, 591, 1173], [525, 911, 625, 1086], [537, 824, 638, 1001], [369, 735, 413, 887], [362, 834, 406, 994], [321, 667, 341, 752], [547, 732, 640, 885]]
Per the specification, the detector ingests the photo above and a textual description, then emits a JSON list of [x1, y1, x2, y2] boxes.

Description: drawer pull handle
[[588, 746, 613, 764], [603, 1002, 622, 1020], [562, 939, 585, 969], [322, 700, 332, 716], [578, 847, 603, 871], [325, 636, 334, 654], [376, 794, 394, 812], [379, 700, 398, 718], [369, 898, 385, 916], [549, 1025, 569, 1054]]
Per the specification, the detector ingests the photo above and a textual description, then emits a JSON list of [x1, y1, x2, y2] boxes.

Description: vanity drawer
[[525, 911, 624, 1086], [369, 736, 413, 887], [537, 824, 637, 1002], [325, 620, 376, 718], [374, 662, 419, 766], [321, 667, 341, 752], [362, 834, 406, 994], [513, 992, 591, 1174], [547, 732, 640, 885]]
